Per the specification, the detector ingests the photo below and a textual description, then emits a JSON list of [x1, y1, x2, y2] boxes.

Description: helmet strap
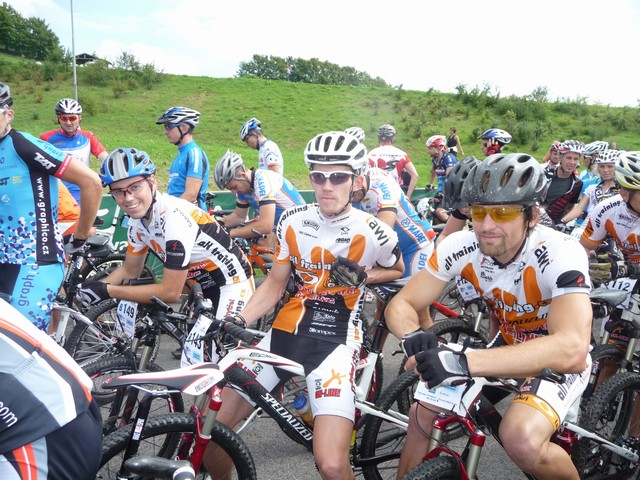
[[142, 179, 157, 222]]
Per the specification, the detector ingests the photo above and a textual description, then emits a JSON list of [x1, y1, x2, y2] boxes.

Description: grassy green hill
[[3, 52, 639, 191]]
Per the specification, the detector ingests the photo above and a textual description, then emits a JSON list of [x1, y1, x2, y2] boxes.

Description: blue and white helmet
[[478, 128, 512, 145], [239, 117, 262, 140], [155, 106, 200, 128], [99, 148, 156, 187]]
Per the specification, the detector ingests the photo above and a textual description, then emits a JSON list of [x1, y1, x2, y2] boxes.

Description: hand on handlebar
[[415, 345, 471, 388]]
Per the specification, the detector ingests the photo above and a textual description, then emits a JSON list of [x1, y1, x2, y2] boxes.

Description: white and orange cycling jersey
[[582, 194, 640, 264], [427, 226, 591, 345], [126, 192, 252, 288], [272, 204, 401, 345]]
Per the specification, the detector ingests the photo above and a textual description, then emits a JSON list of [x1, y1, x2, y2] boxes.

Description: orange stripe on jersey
[[460, 263, 483, 295], [13, 442, 37, 479]]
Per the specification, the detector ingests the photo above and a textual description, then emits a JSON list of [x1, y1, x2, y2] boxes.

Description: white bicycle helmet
[[155, 106, 200, 128], [377, 124, 396, 140], [345, 127, 365, 143], [615, 151, 640, 190], [461, 153, 548, 207], [55, 98, 82, 115], [304, 131, 368, 174], [426, 135, 447, 149], [584, 141, 609, 158], [214, 149, 245, 189], [239, 117, 262, 141], [559, 140, 586, 156], [0, 82, 12, 107], [596, 149, 620, 164], [478, 128, 512, 145]]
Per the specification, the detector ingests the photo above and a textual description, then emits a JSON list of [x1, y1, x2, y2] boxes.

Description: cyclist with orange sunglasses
[[40, 98, 108, 204], [387, 153, 593, 480]]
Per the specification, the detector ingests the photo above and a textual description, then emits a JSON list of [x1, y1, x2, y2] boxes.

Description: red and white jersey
[[126, 192, 252, 287], [427, 226, 591, 345], [368, 144, 411, 184], [272, 204, 400, 345], [582, 194, 640, 263]]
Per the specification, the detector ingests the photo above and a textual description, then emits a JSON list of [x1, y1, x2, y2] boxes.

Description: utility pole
[[70, 0, 78, 101]]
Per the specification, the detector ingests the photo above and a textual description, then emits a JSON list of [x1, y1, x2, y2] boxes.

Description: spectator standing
[[40, 98, 108, 204], [0, 82, 102, 331], [156, 106, 210, 210], [239, 117, 284, 175], [368, 124, 419, 199], [446, 126, 464, 157]]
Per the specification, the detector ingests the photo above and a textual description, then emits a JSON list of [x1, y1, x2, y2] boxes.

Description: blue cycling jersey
[[167, 140, 210, 209]]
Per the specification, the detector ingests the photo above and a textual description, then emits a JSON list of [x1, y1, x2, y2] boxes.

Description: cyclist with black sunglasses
[[40, 98, 108, 205], [387, 153, 593, 480], [204, 131, 403, 480]]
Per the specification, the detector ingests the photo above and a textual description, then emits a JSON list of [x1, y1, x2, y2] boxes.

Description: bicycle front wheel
[[403, 456, 461, 479], [99, 412, 257, 480]]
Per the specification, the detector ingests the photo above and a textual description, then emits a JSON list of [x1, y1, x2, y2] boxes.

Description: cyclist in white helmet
[[344, 126, 366, 145], [205, 131, 403, 480], [40, 98, 108, 204], [544, 140, 585, 225], [156, 106, 210, 210], [239, 117, 284, 175]]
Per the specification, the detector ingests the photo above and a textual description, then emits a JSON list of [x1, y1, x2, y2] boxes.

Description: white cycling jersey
[[126, 192, 252, 288], [427, 225, 591, 345], [258, 138, 284, 174]]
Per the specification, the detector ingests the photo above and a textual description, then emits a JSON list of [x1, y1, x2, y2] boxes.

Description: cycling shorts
[[0, 400, 102, 480], [237, 329, 360, 421], [0, 263, 64, 331], [403, 241, 435, 278], [414, 334, 591, 430]]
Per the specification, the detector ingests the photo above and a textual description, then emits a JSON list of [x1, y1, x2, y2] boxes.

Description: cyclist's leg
[[499, 360, 590, 479], [0, 399, 102, 479], [0, 263, 63, 332]]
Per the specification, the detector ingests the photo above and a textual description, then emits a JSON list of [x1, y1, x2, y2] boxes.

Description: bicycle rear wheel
[[99, 412, 256, 480], [572, 371, 640, 479]]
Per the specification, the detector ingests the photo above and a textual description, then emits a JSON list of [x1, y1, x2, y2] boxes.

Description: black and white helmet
[[596, 149, 620, 164], [55, 98, 82, 115], [377, 124, 396, 140], [214, 149, 245, 189], [461, 153, 548, 207], [344, 127, 365, 143], [155, 106, 200, 128], [0, 82, 13, 107], [304, 131, 368, 174]]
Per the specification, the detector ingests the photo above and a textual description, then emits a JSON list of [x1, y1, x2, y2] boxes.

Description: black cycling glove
[[330, 256, 367, 289]]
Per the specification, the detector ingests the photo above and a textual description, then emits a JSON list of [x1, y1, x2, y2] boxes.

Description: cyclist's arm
[[102, 252, 147, 286], [560, 195, 589, 224], [267, 164, 281, 175], [377, 209, 397, 230], [97, 150, 108, 162], [365, 255, 404, 284], [579, 235, 602, 255], [466, 293, 592, 377], [59, 158, 102, 239], [403, 162, 419, 199], [429, 169, 436, 186], [236, 261, 292, 327], [229, 203, 276, 239], [386, 268, 448, 338], [106, 265, 188, 304], [180, 177, 202, 204], [455, 136, 464, 156], [435, 216, 466, 247], [220, 204, 250, 228]]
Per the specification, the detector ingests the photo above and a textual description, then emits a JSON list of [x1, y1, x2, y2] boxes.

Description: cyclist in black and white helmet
[[389, 153, 591, 480], [239, 116, 285, 174], [40, 98, 108, 204], [204, 131, 403, 479], [156, 106, 210, 210]]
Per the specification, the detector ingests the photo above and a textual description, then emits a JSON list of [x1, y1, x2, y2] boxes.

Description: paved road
[[147, 299, 527, 480]]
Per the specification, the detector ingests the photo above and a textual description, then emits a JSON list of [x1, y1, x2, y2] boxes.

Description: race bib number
[[414, 381, 467, 415], [603, 277, 635, 309], [456, 276, 480, 302], [570, 224, 585, 240], [116, 301, 138, 339], [181, 314, 212, 368]]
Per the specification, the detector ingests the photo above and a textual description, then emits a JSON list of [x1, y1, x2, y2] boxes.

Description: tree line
[[237, 54, 390, 88]]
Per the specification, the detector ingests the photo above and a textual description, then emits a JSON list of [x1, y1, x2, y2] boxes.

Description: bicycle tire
[[82, 355, 185, 434], [429, 279, 464, 319], [403, 456, 460, 479], [65, 299, 161, 365], [98, 412, 257, 480], [572, 371, 640, 479], [582, 343, 626, 402], [359, 369, 415, 480]]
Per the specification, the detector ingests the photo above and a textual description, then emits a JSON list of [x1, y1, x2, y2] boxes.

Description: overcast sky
[[6, 0, 640, 107]]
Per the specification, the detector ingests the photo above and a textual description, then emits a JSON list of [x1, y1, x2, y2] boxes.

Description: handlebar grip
[[222, 321, 255, 344], [541, 368, 565, 384], [190, 283, 209, 311], [251, 228, 268, 239], [150, 296, 172, 311]]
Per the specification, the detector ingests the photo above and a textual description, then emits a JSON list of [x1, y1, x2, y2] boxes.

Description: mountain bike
[[99, 280, 412, 480]]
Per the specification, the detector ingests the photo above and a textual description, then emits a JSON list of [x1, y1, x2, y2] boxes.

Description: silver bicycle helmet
[[344, 127, 365, 143], [304, 131, 368, 174], [444, 156, 481, 210], [99, 148, 156, 187], [214, 149, 245, 189], [615, 151, 640, 190], [461, 153, 548, 206], [155, 106, 200, 128], [0, 82, 12, 107], [377, 124, 396, 140], [55, 98, 82, 115]]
